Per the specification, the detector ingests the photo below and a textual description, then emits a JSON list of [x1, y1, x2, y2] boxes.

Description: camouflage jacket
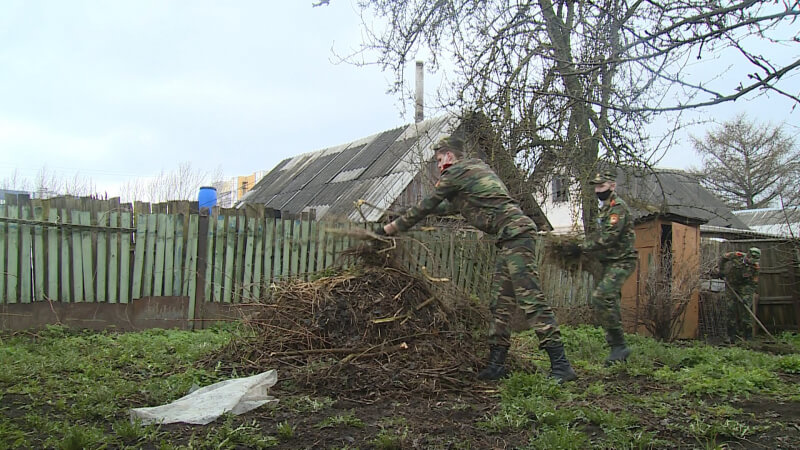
[[391, 158, 536, 242], [720, 251, 760, 285], [582, 191, 637, 261]]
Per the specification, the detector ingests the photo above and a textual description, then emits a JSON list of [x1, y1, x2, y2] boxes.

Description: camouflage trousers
[[592, 258, 636, 336], [488, 235, 561, 349], [727, 283, 756, 340]]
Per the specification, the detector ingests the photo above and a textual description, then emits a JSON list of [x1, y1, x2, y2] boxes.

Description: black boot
[[544, 344, 577, 383], [477, 345, 509, 380], [605, 329, 631, 366]]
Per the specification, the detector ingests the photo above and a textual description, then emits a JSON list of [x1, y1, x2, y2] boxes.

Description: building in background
[[0, 189, 35, 205], [212, 171, 270, 208], [733, 207, 800, 238]]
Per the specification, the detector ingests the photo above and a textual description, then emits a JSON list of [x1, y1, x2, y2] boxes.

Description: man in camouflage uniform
[[718, 247, 760, 341], [381, 133, 577, 383], [563, 170, 637, 365]]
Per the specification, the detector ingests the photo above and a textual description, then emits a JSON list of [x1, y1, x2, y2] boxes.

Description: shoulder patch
[[609, 214, 619, 225]]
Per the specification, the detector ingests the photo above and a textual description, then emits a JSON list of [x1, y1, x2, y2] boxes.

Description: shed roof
[[240, 115, 459, 222], [614, 168, 748, 229]]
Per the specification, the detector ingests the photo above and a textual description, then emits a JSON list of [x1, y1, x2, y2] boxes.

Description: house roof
[[732, 207, 800, 237], [239, 115, 459, 222], [614, 168, 749, 229]]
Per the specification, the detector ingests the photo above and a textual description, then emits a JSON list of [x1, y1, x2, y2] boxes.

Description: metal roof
[[615, 168, 748, 229], [733, 207, 800, 237], [241, 115, 458, 221]]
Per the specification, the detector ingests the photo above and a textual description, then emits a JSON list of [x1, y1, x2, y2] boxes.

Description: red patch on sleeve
[[609, 214, 619, 225]]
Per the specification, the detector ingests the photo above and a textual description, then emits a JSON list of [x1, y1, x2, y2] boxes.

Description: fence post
[[193, 212, 209, 330]]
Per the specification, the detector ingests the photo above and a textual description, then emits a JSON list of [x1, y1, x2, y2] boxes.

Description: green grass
[[0, 324, 235, 449], [0, 323, 797, 449], [316, 410, 366, 429], [481, 325, 800, 448]]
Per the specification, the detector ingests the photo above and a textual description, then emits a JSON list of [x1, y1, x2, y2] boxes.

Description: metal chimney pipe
[[415, 61, 424, 123]]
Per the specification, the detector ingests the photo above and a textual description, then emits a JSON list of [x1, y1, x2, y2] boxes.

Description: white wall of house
[[536, 176, 585, 234]]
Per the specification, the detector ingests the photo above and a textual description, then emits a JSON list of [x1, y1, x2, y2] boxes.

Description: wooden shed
[[621, 214, 704, 339]]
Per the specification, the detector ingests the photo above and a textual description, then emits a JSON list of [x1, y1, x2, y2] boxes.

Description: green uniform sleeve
[[432, 199, 457, 216], [392, 171, 460, 232]]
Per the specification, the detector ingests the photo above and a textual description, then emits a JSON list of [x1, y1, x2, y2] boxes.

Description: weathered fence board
[[108, 212, 119, 304], [243, 217, 255, 301], [213, 216, 225, 303], [33, 206, 45, 302], [223, 216, 236, 303], [163, 214, 175, 296], [185, 214, 199, 319], [298, 215, 310, 279], [282, 217, 292, 278], [252, 219, 264, 300], [0, 206, 5, 303], [119, 212, 132, 304], [172, 214, 184, 297], [273, 217, 283, 281], [233, 216, 245, 302], [47, 209, 59, 301], [264, 217, 275, 289], [78, 211, 93, 302], [131, 215, 146, 299], [96, 211, 108, 303], [19, 206, 32, 303], [146, 215, 159, 297]]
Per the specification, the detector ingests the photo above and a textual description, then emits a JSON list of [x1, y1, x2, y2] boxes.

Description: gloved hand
[[561, 242, 582, 257]]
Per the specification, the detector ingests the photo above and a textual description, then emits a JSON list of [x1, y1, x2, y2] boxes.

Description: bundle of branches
[[202, 265, 492, 399], [542, 233, 599, 276]]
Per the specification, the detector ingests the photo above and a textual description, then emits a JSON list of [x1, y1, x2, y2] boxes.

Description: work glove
[[561, 242, 582, 257]]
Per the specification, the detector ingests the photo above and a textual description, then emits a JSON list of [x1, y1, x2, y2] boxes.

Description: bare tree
[[33, 166, 66, 198], [691, 113, 799, 210], [119, 161, 223, 203], [343, 0, 800, 230], [1, 167, 98, 198], [0, 169, 32, 192]]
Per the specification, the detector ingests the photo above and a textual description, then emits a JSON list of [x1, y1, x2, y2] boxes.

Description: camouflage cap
[[588, 170, 617, 185], [433, 134, 465, 152]]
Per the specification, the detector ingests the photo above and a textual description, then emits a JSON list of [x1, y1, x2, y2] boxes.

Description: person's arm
[[432, 199, 457, 216], [384, 171, 460, 235], [582, 206, 628, 253]]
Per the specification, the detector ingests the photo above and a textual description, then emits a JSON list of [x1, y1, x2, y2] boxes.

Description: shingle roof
[[615, 168, 748, 229], [240, 115, 458, 221]]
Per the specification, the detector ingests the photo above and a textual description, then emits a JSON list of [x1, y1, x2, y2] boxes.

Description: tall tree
[[344, 0, 800, 229], [691, 114, 799, 209]]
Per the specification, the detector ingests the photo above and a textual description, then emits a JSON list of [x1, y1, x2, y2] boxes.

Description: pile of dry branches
[[202, 264, 492, 399]]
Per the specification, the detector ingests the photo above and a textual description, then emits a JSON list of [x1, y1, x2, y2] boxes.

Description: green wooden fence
[[0, 197, 594, 327]]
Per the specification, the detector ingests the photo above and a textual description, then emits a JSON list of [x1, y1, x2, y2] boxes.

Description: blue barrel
[[198, 186, 217, 211]]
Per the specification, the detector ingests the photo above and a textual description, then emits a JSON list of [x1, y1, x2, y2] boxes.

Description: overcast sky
[[1, 1, 797, 197]]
